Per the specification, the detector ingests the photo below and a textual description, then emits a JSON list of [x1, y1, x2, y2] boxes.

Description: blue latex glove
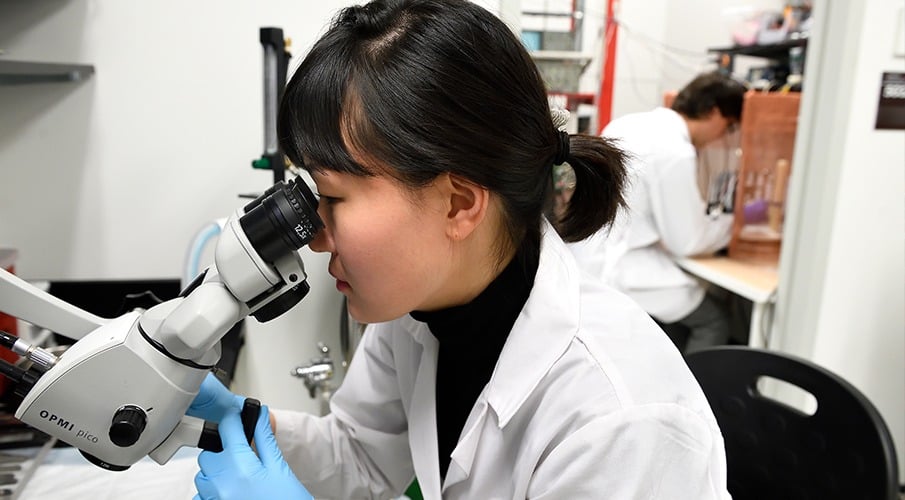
[[193, 405, 313, 500], [186, 372, 245, 423]]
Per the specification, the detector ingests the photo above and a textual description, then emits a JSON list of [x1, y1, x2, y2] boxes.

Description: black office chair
[[685, 346, 900, 500]]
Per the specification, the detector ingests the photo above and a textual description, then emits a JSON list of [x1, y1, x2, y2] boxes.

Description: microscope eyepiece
[[240, 177, 324, 264]]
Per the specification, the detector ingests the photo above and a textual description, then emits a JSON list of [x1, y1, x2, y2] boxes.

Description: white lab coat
[[273, 221, 730, 499], [583, 107, 733, 323]]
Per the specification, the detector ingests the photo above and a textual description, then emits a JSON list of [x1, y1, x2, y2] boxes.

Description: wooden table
[[676, 256, 779, 348]]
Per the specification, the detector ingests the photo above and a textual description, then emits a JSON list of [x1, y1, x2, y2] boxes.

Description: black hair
[[671, 71, 746, 121], [278, 0, 627, 267]]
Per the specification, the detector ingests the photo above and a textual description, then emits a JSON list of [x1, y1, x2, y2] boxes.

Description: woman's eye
[[315, 193, 340, 205]]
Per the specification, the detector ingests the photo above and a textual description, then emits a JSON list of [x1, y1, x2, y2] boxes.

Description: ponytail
[[554, 134, 629, 242]]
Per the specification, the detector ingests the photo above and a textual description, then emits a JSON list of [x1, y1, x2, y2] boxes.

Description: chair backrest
[[685, 346, 899, 500]]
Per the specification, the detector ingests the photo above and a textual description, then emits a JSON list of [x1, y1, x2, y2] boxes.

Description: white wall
[[0, 0, 359, 413], [775, 0, 905, 480], [609, 0, 781, 119]]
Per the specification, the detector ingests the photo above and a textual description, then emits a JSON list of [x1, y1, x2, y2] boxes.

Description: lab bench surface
[[15, 445, 199, 499], [676, 256, 779, 348]]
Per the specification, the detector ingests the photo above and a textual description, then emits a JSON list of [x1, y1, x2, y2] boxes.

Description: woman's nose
[[308, 223, 333, 253]]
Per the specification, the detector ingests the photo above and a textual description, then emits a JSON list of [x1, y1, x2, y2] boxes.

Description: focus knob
[[109, 405, 147, 447]]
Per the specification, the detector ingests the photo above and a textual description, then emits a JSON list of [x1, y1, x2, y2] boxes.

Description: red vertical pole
[[597, 0, 619, 134], [570, 0, 576, 32]]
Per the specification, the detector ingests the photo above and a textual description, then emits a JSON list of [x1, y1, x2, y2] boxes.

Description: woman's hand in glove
[[186, 372, 246, 423], [193, 405, 313, 500]]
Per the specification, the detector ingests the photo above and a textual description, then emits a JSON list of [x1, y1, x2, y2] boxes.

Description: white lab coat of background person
[[270, 221, 731, 499], [591, 107, 734, 323]]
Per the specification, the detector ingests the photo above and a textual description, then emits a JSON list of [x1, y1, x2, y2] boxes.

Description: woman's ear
[[439, 173, 489, 241]]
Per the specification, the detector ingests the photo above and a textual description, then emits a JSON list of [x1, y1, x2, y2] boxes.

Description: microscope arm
[[0, 176, 322, 471], [0, 267, 107, 341]]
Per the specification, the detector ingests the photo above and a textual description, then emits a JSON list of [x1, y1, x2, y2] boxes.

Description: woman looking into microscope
[[187, 1, 732, 498]]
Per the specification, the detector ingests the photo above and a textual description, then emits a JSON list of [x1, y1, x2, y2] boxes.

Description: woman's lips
[[329, 264, 350, 292]]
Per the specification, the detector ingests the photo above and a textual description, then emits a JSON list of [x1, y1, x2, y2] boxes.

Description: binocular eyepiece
[[240, 177, 324, 265], [237, 177, 324, 322]]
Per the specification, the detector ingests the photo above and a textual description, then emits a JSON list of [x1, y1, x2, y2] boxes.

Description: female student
[[189, 1, 731, 498]]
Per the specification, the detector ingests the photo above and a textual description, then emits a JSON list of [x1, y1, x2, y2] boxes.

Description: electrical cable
[[596, 13, 749, 107], [0, 330, 58, 372], [0, 330, 18, 350], [612, 17, 710, 58]]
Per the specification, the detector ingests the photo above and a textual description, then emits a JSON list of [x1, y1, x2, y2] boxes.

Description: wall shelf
[[0, 60, 95, 85], [708, 38, 807, 59], [708, 38, 808, 74]]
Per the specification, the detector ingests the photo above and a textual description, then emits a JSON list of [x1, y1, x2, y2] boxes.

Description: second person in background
[[578, 72, 746, 354]]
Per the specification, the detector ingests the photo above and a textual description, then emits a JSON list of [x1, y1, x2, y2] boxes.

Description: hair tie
[[553, 130, 570, 165]]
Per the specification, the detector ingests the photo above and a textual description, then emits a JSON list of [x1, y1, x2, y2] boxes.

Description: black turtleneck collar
[[410, 245, 539, 480]]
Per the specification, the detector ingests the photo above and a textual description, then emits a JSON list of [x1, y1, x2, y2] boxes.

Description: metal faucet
[[290, 342, 334, 399]]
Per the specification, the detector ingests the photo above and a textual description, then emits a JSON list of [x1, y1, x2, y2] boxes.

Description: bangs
[[278, 1, 482, 189], [277, 36, 384, 177]]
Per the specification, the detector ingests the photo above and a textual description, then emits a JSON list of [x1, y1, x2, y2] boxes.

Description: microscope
[[0, 176, 322, 471]]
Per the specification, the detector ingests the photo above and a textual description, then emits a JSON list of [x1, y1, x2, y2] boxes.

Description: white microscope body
[[0, 177, 322, 470]]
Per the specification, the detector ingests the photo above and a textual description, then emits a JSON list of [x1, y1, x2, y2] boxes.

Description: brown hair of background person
[[671, 71, 745, 122]]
